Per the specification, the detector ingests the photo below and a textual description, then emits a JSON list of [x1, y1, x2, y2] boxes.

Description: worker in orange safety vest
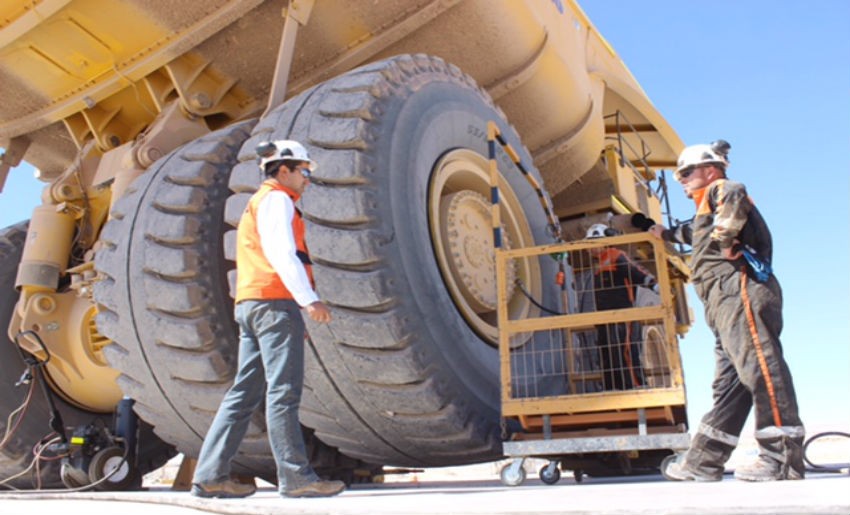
[[192, 140, 345, 499]]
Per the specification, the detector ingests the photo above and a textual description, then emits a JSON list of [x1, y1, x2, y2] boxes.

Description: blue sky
[[1, 1, 848, 434], [582, 0, 850, 432]]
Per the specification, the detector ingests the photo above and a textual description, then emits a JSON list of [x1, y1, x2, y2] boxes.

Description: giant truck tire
[[0, 223, 171, 489], [92, 121, 372, 483], [93, 122, 267, 472], [225, 54, 561, 467]]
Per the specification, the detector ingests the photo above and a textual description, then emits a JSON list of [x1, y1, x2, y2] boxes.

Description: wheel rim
[[101, 454, 130, 483], [429, 149, 541, 347]]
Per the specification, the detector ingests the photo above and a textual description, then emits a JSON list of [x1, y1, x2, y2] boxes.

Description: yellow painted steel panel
[[0, 0, 168, 100], [502, 389, 687, 417]]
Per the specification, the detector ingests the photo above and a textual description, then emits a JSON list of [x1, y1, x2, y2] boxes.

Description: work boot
[[284, 479, 346, 498], [734, 455, 804, 482], [747, 428, 806, 481], [664, 460, 722, 482], [191, 478, 257, 498]]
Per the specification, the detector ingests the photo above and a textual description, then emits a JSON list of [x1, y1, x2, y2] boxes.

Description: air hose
[[803, 431, 850, 473]]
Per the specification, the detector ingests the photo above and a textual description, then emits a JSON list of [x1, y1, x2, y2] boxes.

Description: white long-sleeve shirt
[[255, 190, 319, 307]]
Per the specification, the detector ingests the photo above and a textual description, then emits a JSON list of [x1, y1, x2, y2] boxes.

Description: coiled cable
[[804, 431, 850, 473]]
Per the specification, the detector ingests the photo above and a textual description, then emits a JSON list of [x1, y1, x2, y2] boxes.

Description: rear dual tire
[[92, 53, 559, 479]]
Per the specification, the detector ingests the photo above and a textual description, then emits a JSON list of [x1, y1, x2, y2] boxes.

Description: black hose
[[13, 331, 66, 443], [515, 279, 564, 315], [803, 431, 850, 473]]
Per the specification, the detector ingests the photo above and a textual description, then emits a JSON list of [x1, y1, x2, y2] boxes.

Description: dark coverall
[[661, 179, 804, 479], [592, 247, 655, 390]]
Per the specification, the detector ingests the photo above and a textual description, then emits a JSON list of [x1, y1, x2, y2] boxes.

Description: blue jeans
[[192, 299, 319, 492]]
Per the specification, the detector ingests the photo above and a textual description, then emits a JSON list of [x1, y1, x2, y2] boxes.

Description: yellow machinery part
[[15, 291, 121, 412], [15, 203, 75, 291], [2, 0, 682, 181]]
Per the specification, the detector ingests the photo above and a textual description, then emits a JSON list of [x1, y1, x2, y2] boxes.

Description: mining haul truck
[[0, 0, 685, 489]]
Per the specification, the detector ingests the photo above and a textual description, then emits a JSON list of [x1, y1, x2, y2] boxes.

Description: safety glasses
[[676, 168, 696, 180], [292, 166, 311, 179], [675, 165, 706, 181]]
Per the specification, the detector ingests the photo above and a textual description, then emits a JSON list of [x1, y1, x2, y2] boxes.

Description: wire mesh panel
[[510, 321, 675, 398], [569, 240, 672, 393], [509, 327, 568, 399]]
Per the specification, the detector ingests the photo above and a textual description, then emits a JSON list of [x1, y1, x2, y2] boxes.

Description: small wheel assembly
[[88, 446, 140, 490], [499, 461, 527, 487], [539, 462, 561, 485], [660, 453, 681, 481]]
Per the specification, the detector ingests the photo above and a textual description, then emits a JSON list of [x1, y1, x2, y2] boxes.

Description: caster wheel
[[539, 464, 561, 485], [660, 453, 679, 481], [88, 446, 140, 490], [500, 462, 526, 487]]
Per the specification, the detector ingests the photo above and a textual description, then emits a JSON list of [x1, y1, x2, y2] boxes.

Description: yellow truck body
[[0, 0, 685, 488]]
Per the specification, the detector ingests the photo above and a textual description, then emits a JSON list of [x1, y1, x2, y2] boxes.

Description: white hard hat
[[586, 223, 610, 239], [675, 140, 730, 179], [256, 139, 317, 172]]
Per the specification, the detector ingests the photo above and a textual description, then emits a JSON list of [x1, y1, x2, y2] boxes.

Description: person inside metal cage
[[585, 224, 659, 391]]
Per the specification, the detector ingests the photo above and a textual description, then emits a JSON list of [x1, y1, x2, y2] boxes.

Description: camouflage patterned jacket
[[662, 179, 773, 296]]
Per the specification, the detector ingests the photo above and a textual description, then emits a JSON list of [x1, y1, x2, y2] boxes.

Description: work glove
[[631, 213, 656, 231]]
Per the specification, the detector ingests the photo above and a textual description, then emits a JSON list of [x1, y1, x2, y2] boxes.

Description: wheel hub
[[442, 190, 516, 312], [429, 149, 541, 346]]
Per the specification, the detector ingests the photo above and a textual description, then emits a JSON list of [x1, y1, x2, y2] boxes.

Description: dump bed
[[1, 0, 681, 195]]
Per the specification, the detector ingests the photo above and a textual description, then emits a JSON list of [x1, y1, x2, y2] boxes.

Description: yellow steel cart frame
[[487, 122, 691, 486]]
